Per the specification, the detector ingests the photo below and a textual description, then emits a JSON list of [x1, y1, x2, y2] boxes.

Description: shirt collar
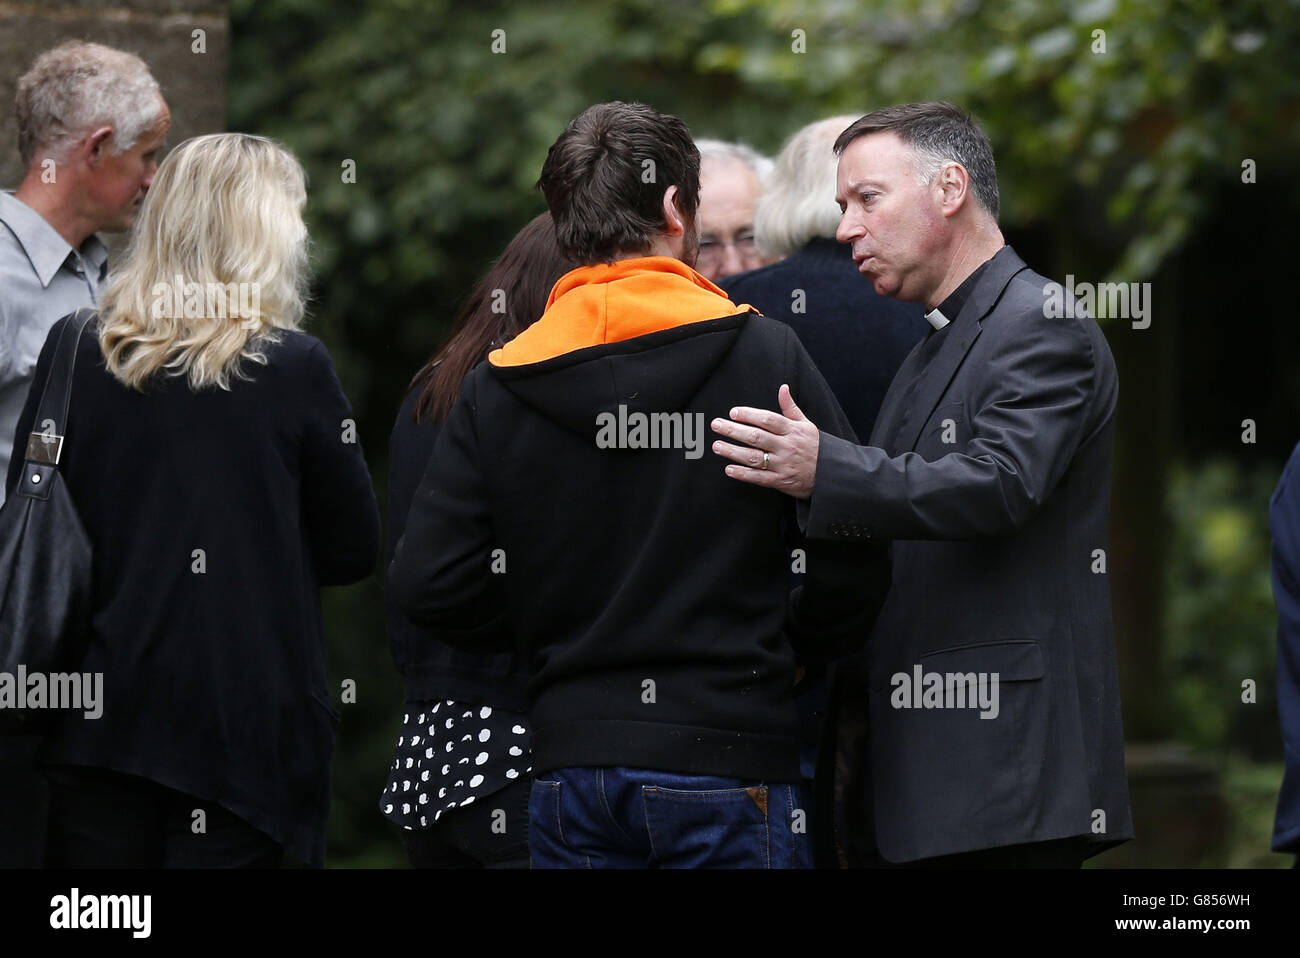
[[923, 249, 1004, 332], [0, 190, 108, 289]]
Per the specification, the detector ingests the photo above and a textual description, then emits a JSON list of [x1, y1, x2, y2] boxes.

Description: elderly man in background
[[0, 39, 169, 868], [694, 139, 774, 283]]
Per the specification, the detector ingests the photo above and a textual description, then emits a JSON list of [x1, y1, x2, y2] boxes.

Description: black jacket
[[6, 315, 380, 867], [722, 238, 928, 443], [385, 384, 529, 711], [808, 246, 1133, 862], [389, 302, 890, 783]]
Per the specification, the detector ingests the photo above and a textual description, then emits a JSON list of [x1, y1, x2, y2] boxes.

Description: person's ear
[[661, 185, 685, 236], [83, 126, 115, 168], [937, 161, 970, 218]]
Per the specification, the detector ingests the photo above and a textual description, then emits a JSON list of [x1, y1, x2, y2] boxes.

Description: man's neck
[[13, 171, 93, 250], [925, 226, 1006, 311]]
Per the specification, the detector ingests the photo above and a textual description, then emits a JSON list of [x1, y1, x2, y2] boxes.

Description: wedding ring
[[760, 452, 770, 470]]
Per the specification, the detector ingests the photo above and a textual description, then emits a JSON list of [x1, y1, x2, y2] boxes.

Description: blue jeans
[[529, 766, 811, 868]]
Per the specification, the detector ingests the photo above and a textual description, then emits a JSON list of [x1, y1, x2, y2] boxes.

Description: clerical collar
[[924, 254, 999, 331]]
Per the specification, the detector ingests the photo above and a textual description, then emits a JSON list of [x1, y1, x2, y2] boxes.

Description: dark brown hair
[[833, 101, 1000, 220], [536, 101, 700, 264], [412, 212, 575, 423]]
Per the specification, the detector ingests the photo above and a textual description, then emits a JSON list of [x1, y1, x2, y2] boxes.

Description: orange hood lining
[[489, 256, 753, 367]]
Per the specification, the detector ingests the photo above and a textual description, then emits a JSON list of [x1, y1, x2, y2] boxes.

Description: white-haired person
[[693, 139, 775, 282], [0, 39, 169, 868], [4, 133, 380, 868]]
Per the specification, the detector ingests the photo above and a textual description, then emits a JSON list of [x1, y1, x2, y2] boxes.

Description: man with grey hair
[[712, 102, 1132, 867], [0, 39, 169, 868], [694, 138, 773, 282]]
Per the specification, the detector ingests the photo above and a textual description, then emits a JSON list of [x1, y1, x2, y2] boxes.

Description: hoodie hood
[[486, 257, 756, 436]]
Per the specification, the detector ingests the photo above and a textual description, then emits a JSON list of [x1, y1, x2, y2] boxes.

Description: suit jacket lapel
[[894, 246, 1030, 453], [868, 338, 927, 446]]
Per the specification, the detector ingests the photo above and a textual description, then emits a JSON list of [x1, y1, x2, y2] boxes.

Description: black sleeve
[[301, 340, 381, 586], [5, 316, 65, 499], [778, 324, 891, 665], [387, 370, 511, 652]]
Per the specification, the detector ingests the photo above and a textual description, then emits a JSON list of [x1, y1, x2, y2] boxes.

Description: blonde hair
[[98, 133, 310, 392], [15, 41, 162, 167], [753, 115, 861, 258]]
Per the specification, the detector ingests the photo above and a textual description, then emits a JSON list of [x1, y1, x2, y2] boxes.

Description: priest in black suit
[[711, 102, 1133, 867]]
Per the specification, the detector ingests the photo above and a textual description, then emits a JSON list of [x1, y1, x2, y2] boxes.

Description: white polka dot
[[506, 769, 518, 779], [445, 718, 454, 729], [439, 788, 447, 798], [454, 780, 463, 788], [458, 757, 470, 764], [383, 804, 393, 813], [512, 725, 526, 734], [460, 795, 475, 807], [419, 816, 427, 827], [445, 742, 455, 752], [469, 774, 484, 788], [478, 729, 491, 742], [427, 725, 437, 735], [417, 714, 425, 724], [421, 770, 430, 782], [402, 803, 410, 814], [397, 736, 405, 747], [405, 757, 414, 768], [402, 780, 411, 791], [461, 734, 472, 742], [462, 710, 472, 718], [480, 706, 492, 719], [390, 782, 397, 792], [444, 699, 454, 706], [427, 747, 435, 758], [509, 746, 523, 756], [418, 794, 428, 804], [410, 736, 420, 747], [475, 752, 489, 765], [402, 713, 409, 724], [442, 764, 450, 775], [432, 702, 441, 712]]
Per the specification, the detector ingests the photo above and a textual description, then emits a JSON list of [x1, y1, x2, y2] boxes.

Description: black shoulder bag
[[0, 308, 96, 733]]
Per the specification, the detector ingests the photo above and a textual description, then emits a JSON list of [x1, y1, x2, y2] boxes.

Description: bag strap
[[25, 308, 96, 467]]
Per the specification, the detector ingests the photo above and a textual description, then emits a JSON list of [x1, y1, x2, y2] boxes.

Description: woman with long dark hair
[[381, 213, 574, 867]]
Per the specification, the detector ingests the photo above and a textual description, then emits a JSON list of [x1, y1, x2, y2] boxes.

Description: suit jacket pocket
[[869, 638, 1044, 691], [916, 401, 967, 457], [918, 638, 1044, 682]]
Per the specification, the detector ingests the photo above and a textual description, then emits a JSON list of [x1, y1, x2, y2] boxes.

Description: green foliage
[[1165, 458, 1279, 756]]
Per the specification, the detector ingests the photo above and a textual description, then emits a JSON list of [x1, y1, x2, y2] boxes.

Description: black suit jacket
[[807, 246, 1133, 863]]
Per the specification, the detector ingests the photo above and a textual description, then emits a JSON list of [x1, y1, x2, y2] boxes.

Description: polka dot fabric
[[380, 700, 532, 829]]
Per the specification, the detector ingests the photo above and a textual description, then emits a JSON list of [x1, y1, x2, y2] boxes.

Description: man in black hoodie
[[389, 101, 889, 869]]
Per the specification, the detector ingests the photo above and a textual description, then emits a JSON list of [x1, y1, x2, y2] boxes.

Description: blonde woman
[[4, 133, 380, 868]]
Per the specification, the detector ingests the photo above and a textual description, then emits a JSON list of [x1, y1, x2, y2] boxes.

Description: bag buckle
[[26, 432, 64, 466]]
